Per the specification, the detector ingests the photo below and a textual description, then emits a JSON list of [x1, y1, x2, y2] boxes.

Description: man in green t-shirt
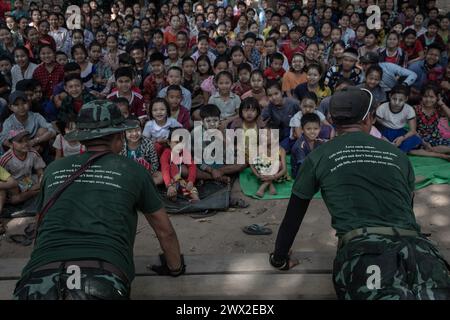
[[13, 100, 185, 300], [269, 87, 450, 299]]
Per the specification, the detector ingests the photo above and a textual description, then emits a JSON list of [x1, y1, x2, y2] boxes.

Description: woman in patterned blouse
[[410, 84, 450, 161]]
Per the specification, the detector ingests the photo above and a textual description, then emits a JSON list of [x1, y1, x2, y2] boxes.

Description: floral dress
[[415, 105, 450, 146]]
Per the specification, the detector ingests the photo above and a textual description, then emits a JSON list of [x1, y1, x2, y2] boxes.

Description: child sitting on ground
[[120, 119, 163, 185], [261, 82, 299, 152], [166, 85, 191, 130], [0, 165, 17, 232], [161, 128, 199, 202], [232, 62, 252, 97], [208, 71, 241, 130], [410, 84, 450, 160], [107, 66, 147, 122], [251, 125, 289, 198], [290, 92, 334, 143], [57, 74, 96, 123], [282, 53, 307, 98], [291, 113, 325, 178], [263, 52, 286, 83], [143, 98, 182, 156], [158, 66, 192, 110], [53, 116, 85, 159], [376, 84, 422, 153], [0, 129, 45, 206], [194, 104, 247, 184], [0, 91, 56, 155], [114, 97, 130, 119], [230, 97, 266, 165]]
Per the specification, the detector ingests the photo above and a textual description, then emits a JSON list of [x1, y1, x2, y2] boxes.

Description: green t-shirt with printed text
[[22, 152, 163, 281], [292, 131, 420, 236]]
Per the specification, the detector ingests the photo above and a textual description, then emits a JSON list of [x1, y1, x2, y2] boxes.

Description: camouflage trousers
[[13, 266, 130, 300], [333, 234, 450, 300]]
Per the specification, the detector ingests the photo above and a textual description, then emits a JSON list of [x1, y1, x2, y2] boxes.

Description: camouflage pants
[[333, 234, 450, 300], [13, 266, 130, 300]]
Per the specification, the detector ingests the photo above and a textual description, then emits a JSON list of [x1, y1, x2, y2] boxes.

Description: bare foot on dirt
[[256, 182, 269, 198], [269, 183, 277, 195]]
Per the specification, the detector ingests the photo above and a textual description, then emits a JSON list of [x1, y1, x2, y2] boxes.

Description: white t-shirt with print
[[142, 118, 182, 140]]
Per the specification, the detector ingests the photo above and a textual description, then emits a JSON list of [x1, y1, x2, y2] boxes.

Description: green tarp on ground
[[239, 155, 450, 200]]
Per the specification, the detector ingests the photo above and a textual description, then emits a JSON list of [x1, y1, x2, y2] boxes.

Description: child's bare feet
[[269, 183, 277, 195], [256, 182, 269, 198], [190, 188, 200, 202], [167, 186, 177, 201]]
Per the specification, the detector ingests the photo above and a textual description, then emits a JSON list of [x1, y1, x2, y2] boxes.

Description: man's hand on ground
[[150, 254, 186, 277]]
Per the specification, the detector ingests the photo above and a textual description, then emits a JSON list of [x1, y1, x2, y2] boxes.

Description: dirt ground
[[1, 182, 450, 259]]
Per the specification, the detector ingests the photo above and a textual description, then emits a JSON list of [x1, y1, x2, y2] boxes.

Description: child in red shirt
[[263, 52, 286, 82], [161, 129, 199, 202], [232, 62, 252, 97]]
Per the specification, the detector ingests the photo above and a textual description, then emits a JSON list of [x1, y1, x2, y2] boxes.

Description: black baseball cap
[[329, 87, 373, 125]]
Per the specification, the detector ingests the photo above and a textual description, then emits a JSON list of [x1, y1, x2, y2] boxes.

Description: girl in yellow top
[[293, 63, 332, 104], [282, 53, 307, 98]]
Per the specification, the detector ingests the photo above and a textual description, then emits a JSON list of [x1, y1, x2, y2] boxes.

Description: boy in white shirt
[[376, 85, 422, 152]]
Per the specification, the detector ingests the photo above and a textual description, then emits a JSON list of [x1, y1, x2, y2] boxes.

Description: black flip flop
[[242, 224, 272, 235], [7, 234, 33, 246], [230, 198, 250, 209]]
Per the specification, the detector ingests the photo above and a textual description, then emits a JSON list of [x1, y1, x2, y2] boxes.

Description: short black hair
[[16, 79, 35, 92], [215, 36, 227, 45], [167, 66, 183, 75], [427, 19, 440, 28], [390, 84, 410, 97], [402, 28, 417, 37], [64, 74, 82, 85], [149, 52, 165, 63], [237, 62, 252, 73], [0, 55, 12, 63], [243, 32, 257, 41], [200, 104, 221, 119], [113, 97, 129, 106], [149, 97, 171, 120], [214, 56, 228, 68], [271, 52, 284, 62], [300, 112, 321, 128], [239, 97, 261, 119], [115, 66, 134, 80], [301, 92, 318, 104], [427, 42, 443, 52], [118, 52, 135, 65], [167, 84, 182, 94], [64, 62, 81, 72], [267, 81, 282, 92]]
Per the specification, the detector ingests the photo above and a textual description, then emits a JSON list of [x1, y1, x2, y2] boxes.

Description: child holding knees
[[375, 85, 422, 153]]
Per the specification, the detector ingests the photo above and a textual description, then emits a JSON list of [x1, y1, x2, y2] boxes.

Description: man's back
[[22, 152, 163, 281], [292, 131, 420, 236]]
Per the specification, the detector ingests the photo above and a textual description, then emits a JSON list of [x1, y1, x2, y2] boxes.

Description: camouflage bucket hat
[[65, 100, 140, 142]]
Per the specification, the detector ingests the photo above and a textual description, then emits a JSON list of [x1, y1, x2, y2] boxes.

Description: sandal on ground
[[230, 198, 249, 208], [242, 224, 272, 235], [7, 234, 33, 246]]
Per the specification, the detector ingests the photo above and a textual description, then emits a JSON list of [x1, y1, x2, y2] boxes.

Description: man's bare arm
[[144, 208, 182, 271]]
